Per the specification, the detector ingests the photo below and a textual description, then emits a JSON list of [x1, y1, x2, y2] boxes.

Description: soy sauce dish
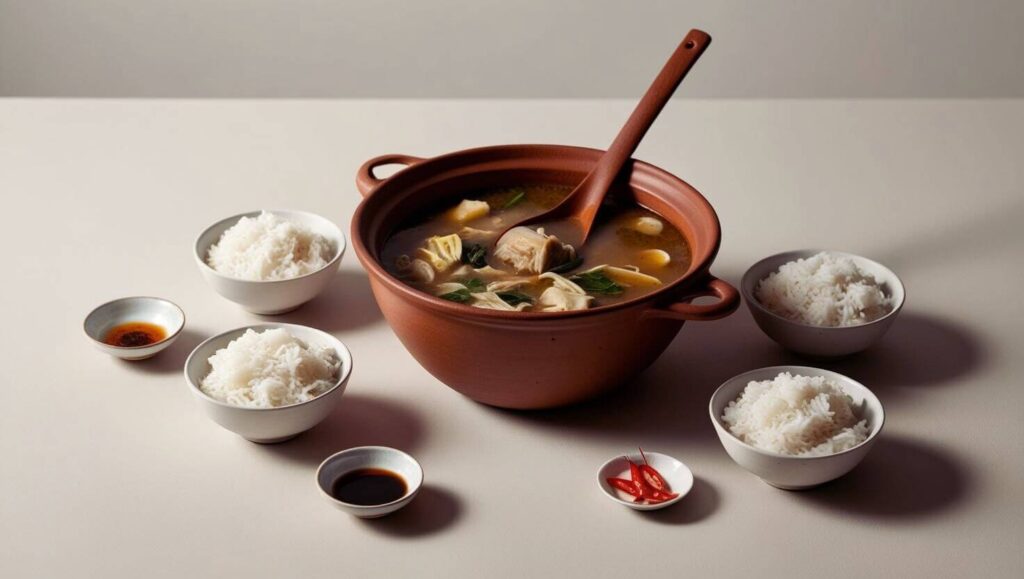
[[84, 296, 185, 360], [316, 447, 423, 518]]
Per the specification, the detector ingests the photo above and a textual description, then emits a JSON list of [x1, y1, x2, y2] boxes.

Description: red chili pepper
[[626, 457, 660, 501], [638, 447, 669, 492], [649, 490, 679, 503], [607, 477, 642, 498]]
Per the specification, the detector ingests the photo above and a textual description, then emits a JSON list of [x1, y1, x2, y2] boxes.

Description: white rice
[[207, 211, 333, 281], [755, 252, 892, 327], [200, 328, 340, 408], [722, 372, 869, 457]]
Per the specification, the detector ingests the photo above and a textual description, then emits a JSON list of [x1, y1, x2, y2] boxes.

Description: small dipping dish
[[316, 446, 423, 518], [84, 297, 185, 360], [597, 450, 693, 511]]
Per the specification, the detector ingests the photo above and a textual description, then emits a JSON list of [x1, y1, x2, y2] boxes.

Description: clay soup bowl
[[350, 144, 739, 409]]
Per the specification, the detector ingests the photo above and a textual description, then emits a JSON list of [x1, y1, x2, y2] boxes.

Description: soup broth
[[382, 184, 691, 312]]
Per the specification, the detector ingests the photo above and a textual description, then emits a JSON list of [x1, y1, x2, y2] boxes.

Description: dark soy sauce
[[104, 322, 166, 347], [331, 469, 407, 505]]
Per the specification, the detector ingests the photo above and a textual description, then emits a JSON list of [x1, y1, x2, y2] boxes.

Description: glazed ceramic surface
[[194, 209, 345, 315], [709, 365, 885, 490], [183, 323, 352, 443], [351, 145, 739, 409], [596, 451, 693, 511], [742, 250, 905, 357], [316, 446, 423, 518], [83, 297, 185, 360]]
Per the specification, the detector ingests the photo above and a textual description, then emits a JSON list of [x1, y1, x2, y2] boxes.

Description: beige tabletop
[[1, 99, 1022, 578]]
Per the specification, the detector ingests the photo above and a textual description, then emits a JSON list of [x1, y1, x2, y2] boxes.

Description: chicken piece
[[457, 226, 493, 242], [449, 200, 490, 223], [395, 255, 435, 284], [494, 227, 576, 274], [416, 233, 463, 272], [537, 272, 593, 312], [486, 279, 533, 293], [470, 291, 531, 312]]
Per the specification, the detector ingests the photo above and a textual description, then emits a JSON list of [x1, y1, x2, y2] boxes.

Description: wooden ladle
[[495, 29, 711, 249]]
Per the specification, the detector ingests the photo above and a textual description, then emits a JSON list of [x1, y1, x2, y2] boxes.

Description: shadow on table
[[817, 312, 984, 393], [263, 269, 383, 333], [359, 485, 463, 537], [638, 477, 719, 525], [117, 328, 207, 375], [480, 306, 800, 445], [260, 394, 426, 466], [791, 435, 971, 520]]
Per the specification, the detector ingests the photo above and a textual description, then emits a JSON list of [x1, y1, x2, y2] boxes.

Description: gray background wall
[[1, 0, 1021, 98]]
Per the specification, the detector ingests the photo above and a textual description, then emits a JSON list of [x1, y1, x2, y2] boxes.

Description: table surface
[[1, 99, 1022, 578]]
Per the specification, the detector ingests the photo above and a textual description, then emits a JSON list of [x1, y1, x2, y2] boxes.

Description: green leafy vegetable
[[496, 291, 533, 306], [502, 188, 527, 209], [460, 278, 487, 293], [439, 288, 472, 303], [570, 270, 624, 296], [547, 256, 584, 274], [461, 243, 488, 268]]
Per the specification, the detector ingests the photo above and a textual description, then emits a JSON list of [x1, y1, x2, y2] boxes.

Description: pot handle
[[645, 275, 740, 321], [355, 154, 426, 198]]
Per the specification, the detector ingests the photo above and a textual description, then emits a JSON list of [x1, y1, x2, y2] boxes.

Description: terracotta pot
[[351, 145, 739, 409]]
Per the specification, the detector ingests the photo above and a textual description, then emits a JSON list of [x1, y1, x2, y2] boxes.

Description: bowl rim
[[351, 143, 724, 320], [708, 365, 886, 461], [315, 446, 424, 510], [83, 296, 186, 350], [183, 322, 353, 411], [741, 249, 906, 331], [595, 450, 692, 509], [194, 209, 346, 285]]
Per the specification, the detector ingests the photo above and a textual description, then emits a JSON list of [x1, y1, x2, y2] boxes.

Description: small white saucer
[[316, 446, 423, 518], [597, 450, 693, 511], [83, 296, 185, 360]]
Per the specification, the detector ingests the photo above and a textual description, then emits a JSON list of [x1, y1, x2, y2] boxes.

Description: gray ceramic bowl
[[742, 250, 905, 357], [84, 297, 185, 360], [709, 365, 884, 490], [194, 210, 345, 315], [184, 323, 352, 443]]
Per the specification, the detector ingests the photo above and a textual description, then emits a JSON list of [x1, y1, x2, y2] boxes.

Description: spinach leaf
[[502, 188, 526, 209], [439, 288, 472, 303], [460, 278, 487, 293], [496, 291, 533, 306], [461, 243, 488, 268], [570, 270, 624, 296], [547, 256, 583, 274]]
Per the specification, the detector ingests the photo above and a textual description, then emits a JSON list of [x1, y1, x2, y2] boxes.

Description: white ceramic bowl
[[184, 323, 352, 443], [194, 210, 345, 315], [596, 450, 694, 511], [709, 365, 885, 490], [84, 297, 185, 360], [742, 250, 905, 357], [316, 446, 423, 518]]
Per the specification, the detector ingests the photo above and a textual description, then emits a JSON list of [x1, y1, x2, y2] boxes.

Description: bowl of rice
[[184, 323, 353, 443], [742, 250, 905, 357], [195, 210, 345, 314], [709, 366, 884, 490]]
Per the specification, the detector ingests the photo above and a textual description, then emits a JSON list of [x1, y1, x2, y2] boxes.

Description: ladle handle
[[356, 154, 426, 197], [570, 29, 712, 227]]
